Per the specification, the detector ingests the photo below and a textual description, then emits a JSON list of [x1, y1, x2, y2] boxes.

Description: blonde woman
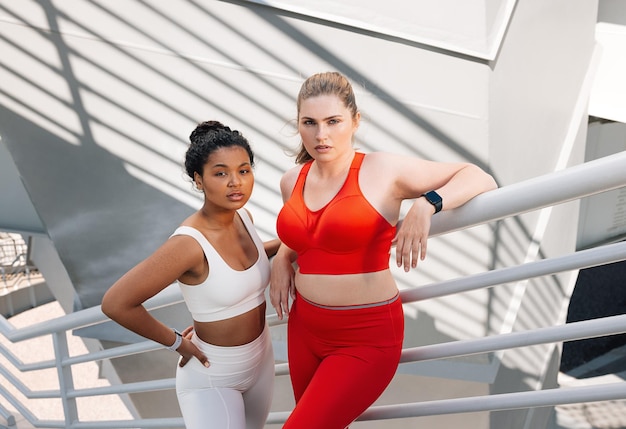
[[271, 72, 497, 428]]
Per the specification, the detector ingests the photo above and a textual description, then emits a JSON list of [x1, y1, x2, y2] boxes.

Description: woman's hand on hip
[[177, 326, 210, 368]]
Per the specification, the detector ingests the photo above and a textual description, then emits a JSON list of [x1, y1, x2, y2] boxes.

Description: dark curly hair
[[185, 120, 255, 179]]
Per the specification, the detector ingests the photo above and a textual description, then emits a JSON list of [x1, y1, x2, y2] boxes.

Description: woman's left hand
[[393, 197, 435, 272]]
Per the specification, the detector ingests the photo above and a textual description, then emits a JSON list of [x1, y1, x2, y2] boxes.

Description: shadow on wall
[[0, 106, 195, 309]]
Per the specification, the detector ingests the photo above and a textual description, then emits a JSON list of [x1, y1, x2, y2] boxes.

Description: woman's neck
[[312, 149, 355, 179]]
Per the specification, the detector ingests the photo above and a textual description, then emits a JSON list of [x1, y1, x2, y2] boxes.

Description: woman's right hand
[[270, 248, 296, 320]]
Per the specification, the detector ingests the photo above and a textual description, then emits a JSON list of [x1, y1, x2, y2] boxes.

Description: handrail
[[402, 313, 626, 363], [0, 286, 183, 342], [430, 150, 626, 235], [402, 239, 626, 302], [1, 151, 626, 428], [357, 382, 626, 421]]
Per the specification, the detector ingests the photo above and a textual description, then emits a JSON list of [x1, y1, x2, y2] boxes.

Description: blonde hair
[[294, 72, 359, 164]]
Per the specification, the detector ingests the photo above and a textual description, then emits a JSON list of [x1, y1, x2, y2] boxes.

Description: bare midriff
[[294, 269, 398, 306], [193, 301, 266, 347]]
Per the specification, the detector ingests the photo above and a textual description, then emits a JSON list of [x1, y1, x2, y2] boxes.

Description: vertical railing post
[[0, 401, 16, 429], [53, 331, 79, 427]]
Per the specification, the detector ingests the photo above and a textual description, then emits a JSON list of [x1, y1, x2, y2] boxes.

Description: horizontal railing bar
[[0, 366, 60, 398], [358, 381, 626, 421], [68, 359, 294, 397], [401, 240, 626, 303], [62, 341, 161, 366], [1, 381, 185, 429], [265, 411, 291, 425], [0, 287, 184, 342], [274, 314, 626, 376], [267, 313, 281, 326], [1, 338, 162, 372], [0, 384, 64, 428], [0, 342, 55, 371], [263, 241, 626, 331], [70, 418, 184, 429], [266, 381, 626, 424], [430, 150, 626, 236], [52, 380, 626, 429], [3, 363, 291, 400], [401, 314, 626, 362], [275, 362, 289, 376], [67, 378, 175, 398]]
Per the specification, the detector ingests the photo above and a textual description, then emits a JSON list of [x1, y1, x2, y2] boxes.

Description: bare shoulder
[[165, 219, 209, 264], [158, 233, 204, 266], [361, 151, 437, 201], [362, 151, 423, 174], [279, 164, 304, 199], [359, 152, 403, 197]]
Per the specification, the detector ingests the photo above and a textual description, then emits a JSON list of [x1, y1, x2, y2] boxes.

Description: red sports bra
[[276, 152, 396, 275]]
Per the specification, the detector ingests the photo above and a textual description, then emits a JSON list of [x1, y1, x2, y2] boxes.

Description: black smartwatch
[[422, 190, 443, 214]]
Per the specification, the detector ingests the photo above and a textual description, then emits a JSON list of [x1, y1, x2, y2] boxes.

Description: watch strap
[[166, 329, 183, 351]]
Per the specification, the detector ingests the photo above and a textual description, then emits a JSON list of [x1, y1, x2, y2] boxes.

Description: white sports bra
[[170, 209, 270, 322]]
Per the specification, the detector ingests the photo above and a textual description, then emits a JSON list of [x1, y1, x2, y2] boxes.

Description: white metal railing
[[1, 151, 626, 428]]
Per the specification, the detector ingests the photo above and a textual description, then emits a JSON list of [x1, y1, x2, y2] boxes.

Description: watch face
[[427, 193, 441, 204], [424, 191, 442, 212], [425, 191, 441, 204]]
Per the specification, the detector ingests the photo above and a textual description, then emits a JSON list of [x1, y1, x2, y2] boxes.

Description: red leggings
[[283, 292, 404, 429]]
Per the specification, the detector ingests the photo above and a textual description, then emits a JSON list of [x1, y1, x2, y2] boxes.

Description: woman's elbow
[[101, 290, 120, 319], [484, 173, 498, 191], [471, 164, 497, 192]]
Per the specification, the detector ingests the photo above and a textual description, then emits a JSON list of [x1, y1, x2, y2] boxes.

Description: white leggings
[[175, 324, 274, 429]]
